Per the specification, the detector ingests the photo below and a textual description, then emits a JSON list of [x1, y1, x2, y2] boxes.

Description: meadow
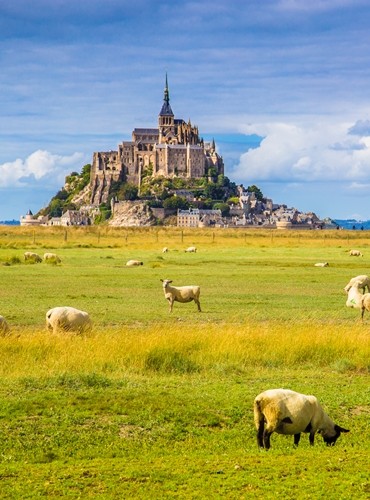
[[0, 226, 368, 499]]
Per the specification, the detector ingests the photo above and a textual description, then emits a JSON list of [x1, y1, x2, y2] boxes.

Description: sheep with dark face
[[24, 252, 42, 263], [254, 388, 349, 449], [160, 279, 201, 313]]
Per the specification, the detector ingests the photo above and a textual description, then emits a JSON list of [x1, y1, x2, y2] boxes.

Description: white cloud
[[0, 150, 84, 188], [233, 120, 370, 183]]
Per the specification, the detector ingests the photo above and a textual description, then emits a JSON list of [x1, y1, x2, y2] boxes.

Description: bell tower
[[158, 74, 175, 143]]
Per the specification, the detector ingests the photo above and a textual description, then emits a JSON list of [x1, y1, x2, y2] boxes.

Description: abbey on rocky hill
[[90, 75, 224, 205]]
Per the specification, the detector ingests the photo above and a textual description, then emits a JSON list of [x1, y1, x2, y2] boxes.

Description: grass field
[[0, 226, 368, 499]]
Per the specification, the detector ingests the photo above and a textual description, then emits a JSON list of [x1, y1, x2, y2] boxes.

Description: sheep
[[349, 249, 363, 257], [0, 316, 10, 335], [185, 246, 197, 253], [46, 306, 92, 334], [345, 280, 370, 322], [162, 247, 169, 253], [24, 251, 42, 263], [44, 252, 62, 263], [314, 262, 329, 267], [344, 275, 370, 294], [126, 259, 143, 267], [160, 279, 201, 313], [254, 388, 349, 450]]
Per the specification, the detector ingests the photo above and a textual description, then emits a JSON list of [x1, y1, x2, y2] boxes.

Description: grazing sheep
[[254, 388, 349, 449], [0, 316, 10, 335], [160, 279, 201, 313], [24, 251, 42, 263], [126, 259, 143, 267], [314, 262, 329, 267], [344, 275, 370, 294], [185, 246, 197, 253], [162, 247, 169, 253], [46, 306, 92, 334], [349, 249, 363, 257], [345, 280, 370, 322], [44, 252, 62, 263]]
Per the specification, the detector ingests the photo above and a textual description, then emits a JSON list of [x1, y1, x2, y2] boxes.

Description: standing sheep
[[254, 388, 349, 449], [44, 252, 62, 263], [185, 246, 197, 253], [160, 279, 201, 313], [0, 316, 10, 335], [349, 249, 363, 257], [24, 252, 42, 263], [46, 306, 92, 334], [345, 280, 370, 322]]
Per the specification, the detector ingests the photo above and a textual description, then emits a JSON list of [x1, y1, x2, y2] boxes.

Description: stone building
[[90, 76, 224, 205]]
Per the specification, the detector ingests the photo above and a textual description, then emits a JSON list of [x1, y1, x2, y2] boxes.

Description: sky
[[2, 0, 370, 221]]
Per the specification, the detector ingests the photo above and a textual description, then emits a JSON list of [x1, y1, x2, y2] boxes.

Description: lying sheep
[[254, 388, 349, 449], [24, 251, 42, 263], [345, 280, 370, 322], [46, 306, 92, 334], [0, 316, 10, 335], [314, 262, 329, 267], [185, 246, 197, 253], [349, 249, 363, 257], [126, 259, 143, 267], [162, 247, 169, 253], [44, 252, 62, 263], [344, 275, 370, 294], [160, 279, 201, 313]]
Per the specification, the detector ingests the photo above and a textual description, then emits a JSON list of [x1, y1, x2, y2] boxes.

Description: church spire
[[159, 73, 174, 116]]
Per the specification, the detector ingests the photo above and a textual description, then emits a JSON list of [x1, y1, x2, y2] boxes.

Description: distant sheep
[[44, 252, 62, 263], [344, 275, 370, 294], [185, 246, 197, 253], [314, 262, 329, 267], [160, 279, 201, 313], [349, 249, 363, 257], [345, 279, 370, 322], [254, 388, 349, 449], [162, 247, 169, 253], [24, 251, 42, 263], [126, 259, 143, 267], [46, 306, 92, 334], [0, 316, 10, 335]]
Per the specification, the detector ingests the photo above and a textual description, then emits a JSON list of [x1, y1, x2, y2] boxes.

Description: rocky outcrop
[[109, 201, 156, 227]]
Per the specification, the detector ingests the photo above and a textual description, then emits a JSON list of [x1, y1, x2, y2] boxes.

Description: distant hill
[[0, 220, 20, 226], [334, 219, 370, 230]]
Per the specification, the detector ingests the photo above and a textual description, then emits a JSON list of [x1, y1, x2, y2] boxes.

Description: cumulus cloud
[[232, 120, 370, 183], [0, 150, 84, 188], [348, 119, 370, 136]]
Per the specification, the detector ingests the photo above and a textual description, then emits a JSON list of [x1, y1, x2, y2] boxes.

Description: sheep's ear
[[335, 425, 350, 433]]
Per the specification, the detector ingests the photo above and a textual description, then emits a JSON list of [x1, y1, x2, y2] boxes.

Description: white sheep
[[314, 262, 329, 267], [24, 251, 42, 263], [349, 249, 363, 257], [185, 246, 197, 253], [345, 280, 370, 322], [46, 306, 92, 334], [162, 247, 169, 253], [44, 252, 62, 263], [254, 388, 349, 449], [0, 316, 10, 335], [126, 259, 143, 267], [344, 275, 370, 294], [160, 279, 201, 313]]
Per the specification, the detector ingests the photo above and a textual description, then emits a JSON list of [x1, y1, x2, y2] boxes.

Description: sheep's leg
[[194, 299, 201, 312], [263, 430, 272, 450], [256, 419, 265, 448], [361, 307, 365, 323], [309, 432, 315, 445], [294, 433, 301, 447], [167, 298, 174, 313]]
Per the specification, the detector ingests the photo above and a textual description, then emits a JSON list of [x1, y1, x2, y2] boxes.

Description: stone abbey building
[[90, 76, 224, 204]]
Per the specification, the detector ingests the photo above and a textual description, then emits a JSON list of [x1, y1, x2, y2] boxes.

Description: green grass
[[0, 227, 368, 498]]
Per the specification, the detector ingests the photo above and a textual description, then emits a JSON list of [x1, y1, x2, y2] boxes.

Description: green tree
[[163, 196, 189, 210], [247, 185, 263, 201], [213, 202, 230, 216], [49, 199, 63, 217], [118, 183, 138, 201]]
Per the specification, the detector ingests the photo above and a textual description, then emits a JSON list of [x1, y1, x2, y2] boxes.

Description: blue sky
[[2, 0, 370, 221]]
